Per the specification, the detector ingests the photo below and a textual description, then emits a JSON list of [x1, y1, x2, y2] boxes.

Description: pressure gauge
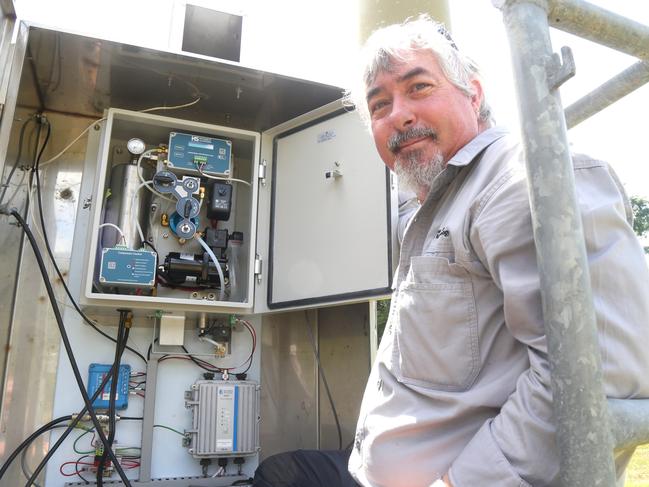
[[127, 138, 146, 156]]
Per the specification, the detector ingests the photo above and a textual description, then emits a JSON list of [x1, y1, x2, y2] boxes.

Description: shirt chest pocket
[[393, 255, 480, 391]]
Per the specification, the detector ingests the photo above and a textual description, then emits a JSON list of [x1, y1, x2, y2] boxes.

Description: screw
[[180, 223, 191, 234], [94, 124, 101, 130], [162, 232, 169, 239], [191, 292, 199, 298]]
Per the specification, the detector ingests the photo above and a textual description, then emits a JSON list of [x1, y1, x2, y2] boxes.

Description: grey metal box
[[185, 380, 260, 458]]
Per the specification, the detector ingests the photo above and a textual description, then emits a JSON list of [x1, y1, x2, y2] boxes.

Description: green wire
[[73, 428, 96, 455], [73, 423, 183, 455], [153, 424, 185, 436]]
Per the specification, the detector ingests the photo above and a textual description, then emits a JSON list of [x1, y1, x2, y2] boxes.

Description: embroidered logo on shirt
[[435, 226, 450, 239]]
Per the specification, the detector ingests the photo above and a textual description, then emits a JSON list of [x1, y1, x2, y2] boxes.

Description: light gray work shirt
[[348, 127, 649, 487]]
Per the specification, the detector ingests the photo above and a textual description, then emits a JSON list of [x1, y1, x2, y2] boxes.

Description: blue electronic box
[[168, 132, 232, 176], [99, 247, 157, 289], [88, 363, 131, 410]]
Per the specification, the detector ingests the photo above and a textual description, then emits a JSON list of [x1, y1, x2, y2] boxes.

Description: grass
[[626, 445, 649, 487]]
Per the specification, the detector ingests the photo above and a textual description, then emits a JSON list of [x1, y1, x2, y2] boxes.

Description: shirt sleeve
[[448, 159, 649, 486]]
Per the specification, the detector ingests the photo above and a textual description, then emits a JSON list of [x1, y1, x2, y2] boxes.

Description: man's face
[[366, 50, 483, 197]]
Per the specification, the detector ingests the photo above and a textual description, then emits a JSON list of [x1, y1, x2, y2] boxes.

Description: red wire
[[60, 460, 95, 476]]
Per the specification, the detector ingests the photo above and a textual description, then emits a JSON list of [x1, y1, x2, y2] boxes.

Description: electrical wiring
[[97, 310, 130, 485], [73, 428, 95, 455], [153, 424, 186, 436], [0, 415, 73, 480], [196, 163, 252, 187], [98, 222, 127, 246], [23, 357, 124, 485], [38, 117, 106, 168], [130, 179, 165, 247], [74, 455, 90, 483], [38, 96, 202, 169], [28, 122, 146, 364], [140, 96, 201, 113], [0, 114, 36, 206], [304, 311, 343, 450], [0, 214, 132, 486], [0, 363, 119, 484], [158, 319, 256, 374]]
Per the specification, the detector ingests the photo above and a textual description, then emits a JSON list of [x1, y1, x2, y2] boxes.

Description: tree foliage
[[630, 196, 649, 254], [631, 196, 649, 237]]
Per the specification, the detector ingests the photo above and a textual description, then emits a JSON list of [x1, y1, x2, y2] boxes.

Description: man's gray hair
[[345, 15, 494, 127]]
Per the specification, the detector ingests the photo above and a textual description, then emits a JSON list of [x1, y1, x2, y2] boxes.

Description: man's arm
[[447, 160, 649, 486]]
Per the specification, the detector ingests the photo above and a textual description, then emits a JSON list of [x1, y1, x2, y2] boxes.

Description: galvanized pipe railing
[[565, 61, 649, 128], [548, 0, 649, 63], [494, 0, 617, 485], [609, 399, 649, 452]]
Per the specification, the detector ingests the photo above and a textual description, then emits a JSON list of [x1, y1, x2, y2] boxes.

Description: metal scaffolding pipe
[[495, 0, 617, 485], [548, 0, 649, 64], [565, 61, 649, 128], [609, 399, 649, 451]]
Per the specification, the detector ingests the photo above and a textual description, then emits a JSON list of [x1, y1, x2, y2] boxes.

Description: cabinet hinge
[[254, 255, 263, 283], [258, 159, 267, 187]]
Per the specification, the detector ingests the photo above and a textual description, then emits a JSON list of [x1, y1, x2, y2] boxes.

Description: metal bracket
[[547, 46, 576, 90]]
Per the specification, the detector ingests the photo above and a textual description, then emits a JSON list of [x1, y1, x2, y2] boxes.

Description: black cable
[[0, 115, 35, 207], [304, 312, 343, 450], [142, 240, 158, 255], [6, 210, 132, 487], [97, 312, 129, 484], [23, 345, 124, 485], [75, 454, 91, 484], [181, 345, 224, 373], [0, 415, 72, 480], [28, 117, 146, 364]]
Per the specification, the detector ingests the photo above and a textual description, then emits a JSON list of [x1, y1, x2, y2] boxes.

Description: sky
[[12, 0, 649, 203]]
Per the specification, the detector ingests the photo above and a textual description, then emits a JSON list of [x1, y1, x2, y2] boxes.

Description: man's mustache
[[387, 126, 437, 154]]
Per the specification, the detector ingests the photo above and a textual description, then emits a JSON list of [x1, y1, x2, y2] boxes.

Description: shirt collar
[[447, 126, 509, 168]]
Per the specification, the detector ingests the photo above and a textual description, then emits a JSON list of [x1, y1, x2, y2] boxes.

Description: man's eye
[[412, 82, 430, 92], [370, 100, 389, 114]]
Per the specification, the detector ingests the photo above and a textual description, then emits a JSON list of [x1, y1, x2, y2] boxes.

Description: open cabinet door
[[261, 105, 395, 310]]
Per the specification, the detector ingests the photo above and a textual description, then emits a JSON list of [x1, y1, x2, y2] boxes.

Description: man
[[254, 15, 649, 487]]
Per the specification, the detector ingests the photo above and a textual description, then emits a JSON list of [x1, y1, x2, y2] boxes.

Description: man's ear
[[469, 78, 484, 115]]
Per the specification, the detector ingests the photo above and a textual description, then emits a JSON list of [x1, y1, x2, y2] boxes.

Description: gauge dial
[[126, 138, 146, 155]]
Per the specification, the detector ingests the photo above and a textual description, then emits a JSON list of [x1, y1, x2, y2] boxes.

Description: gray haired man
[[254, 15, 649, 487]]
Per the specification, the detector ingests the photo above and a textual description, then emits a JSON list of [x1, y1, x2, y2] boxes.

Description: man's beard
[[394, 149, 445, 198], [388, 126, 444, 198]]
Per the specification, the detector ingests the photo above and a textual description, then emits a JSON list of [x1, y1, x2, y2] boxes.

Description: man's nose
[[389, 96, 415, 129]]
